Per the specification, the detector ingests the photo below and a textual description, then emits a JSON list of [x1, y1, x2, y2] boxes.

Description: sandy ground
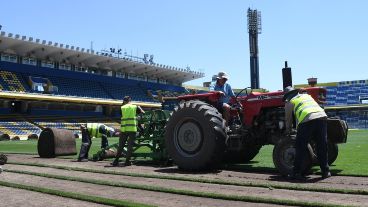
[[0, 186, 109, 207], [1, 154, 367, 207]]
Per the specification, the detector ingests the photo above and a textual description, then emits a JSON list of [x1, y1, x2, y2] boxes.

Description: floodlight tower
[[247, 8, 262, 89]]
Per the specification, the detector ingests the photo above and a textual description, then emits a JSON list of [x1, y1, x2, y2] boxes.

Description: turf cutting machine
[[92, 110, 171, 163]]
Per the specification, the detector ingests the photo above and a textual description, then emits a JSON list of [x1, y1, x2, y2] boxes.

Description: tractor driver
[[211, 71, 235, 128]]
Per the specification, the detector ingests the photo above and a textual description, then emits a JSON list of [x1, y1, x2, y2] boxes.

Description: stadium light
[[149, 55, 154, 64], [143, 54, 149, 64]]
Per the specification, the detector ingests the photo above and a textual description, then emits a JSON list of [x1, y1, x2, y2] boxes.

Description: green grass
[[1, 130, 368, 176], [332, 130, 368, 175]]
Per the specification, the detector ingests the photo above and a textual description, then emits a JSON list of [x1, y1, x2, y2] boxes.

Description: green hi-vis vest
[[290, 94, 324, 125], [121, 104, 138, 132], [87, 123, 102, 138]]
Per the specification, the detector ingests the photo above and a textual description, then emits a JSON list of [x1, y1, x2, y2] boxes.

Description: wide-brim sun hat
[[216, 72, 229, 80]]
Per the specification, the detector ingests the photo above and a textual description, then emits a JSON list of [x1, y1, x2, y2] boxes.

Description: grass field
[[1, 130, 367, 176], [0, 137, 121, 156]]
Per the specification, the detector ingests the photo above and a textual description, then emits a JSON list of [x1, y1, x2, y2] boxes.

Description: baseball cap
[[283, 86, 299, 101], [123, 96, 131, 102]]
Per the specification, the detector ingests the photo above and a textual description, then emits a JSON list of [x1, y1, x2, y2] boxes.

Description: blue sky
[[0, 0, 367, 91]]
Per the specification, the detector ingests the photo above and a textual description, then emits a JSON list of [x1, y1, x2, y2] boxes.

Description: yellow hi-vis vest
[[290, 94, 324, 125], [87, 123, 102, 138], [121, 104, 138, 132]]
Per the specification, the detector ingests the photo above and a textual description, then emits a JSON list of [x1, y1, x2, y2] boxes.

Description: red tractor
[[164, 86, 348, 175]]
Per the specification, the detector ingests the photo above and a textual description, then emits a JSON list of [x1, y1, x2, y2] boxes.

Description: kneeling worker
[[112, 96, 144, 166], [78, 123, 115, 162]]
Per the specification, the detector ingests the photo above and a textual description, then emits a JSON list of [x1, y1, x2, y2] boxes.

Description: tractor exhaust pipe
[[282, 61, 292, 89]]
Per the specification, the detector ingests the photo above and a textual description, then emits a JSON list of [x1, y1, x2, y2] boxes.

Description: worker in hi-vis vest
[[283, 86, 331, 180], [112, 96, 144, 166], [78, 123, 115, 162]]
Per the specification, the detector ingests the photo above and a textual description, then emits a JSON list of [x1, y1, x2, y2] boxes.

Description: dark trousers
[[114, 132, 136, 163], [78, 126, 108, 160], [78, 127, 92, 160], [101, 134, 108, 149], [99, 125, 109, 149], [293, 118, 329, 174]]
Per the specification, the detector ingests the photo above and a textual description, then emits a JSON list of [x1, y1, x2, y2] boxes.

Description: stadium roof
[[0, 91, 161, 108], [0, 31, 204, 83]]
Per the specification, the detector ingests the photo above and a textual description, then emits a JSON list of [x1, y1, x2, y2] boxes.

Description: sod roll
[[0, 154, 7, 165], [37, 128, 77, 158]]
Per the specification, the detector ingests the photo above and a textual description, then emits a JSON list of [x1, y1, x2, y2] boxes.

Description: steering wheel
[[229, 87, 251, 110], [235, 87, 252, 99]]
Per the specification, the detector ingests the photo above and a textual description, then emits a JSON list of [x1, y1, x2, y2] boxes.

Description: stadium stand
[[0, 114, 120, 139], [0, 70, 28, 92], [322, 80, 368, 129], [0, 30, 206, 138], [0, 61, 188, 101], [0, 118, 41, 139], [100, 82, 154, 102], [327, 108, 368, 129], [33, 116, 119, 134], [325, 80, 368, 106]]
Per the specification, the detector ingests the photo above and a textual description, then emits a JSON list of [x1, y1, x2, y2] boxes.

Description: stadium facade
[[0, 30, 204, 139]]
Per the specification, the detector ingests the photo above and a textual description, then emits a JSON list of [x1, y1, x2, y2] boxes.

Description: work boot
[[111, 160, 119, 167], [77, 158, 88, 162], [322, 171, 331, 179], [124, 161, 131, 166]]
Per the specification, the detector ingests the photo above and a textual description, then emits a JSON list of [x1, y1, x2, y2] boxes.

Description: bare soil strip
[[7, 154, 368, 191], [3, 154, 368, 207], [0, 171, 282, 207], [0, 186, 109, 207], [3, 164, 368, 207]]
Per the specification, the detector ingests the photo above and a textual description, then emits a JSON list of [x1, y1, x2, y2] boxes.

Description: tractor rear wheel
[[327, 142, 338, 165], [273, 137, 313, 176], [165, 100, 226, 170], [310, 140, 339, 166]]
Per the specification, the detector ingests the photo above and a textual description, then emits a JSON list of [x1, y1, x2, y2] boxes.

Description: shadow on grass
[[330, 169, 343, 175], [268, 174, 327, 183], [154, 161, 275, 175], [221, 161, 278, 175]]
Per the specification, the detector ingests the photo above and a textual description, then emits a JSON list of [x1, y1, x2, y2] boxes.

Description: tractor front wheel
[[273, 137, 313, 176], [165, 100, 226, 170]]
